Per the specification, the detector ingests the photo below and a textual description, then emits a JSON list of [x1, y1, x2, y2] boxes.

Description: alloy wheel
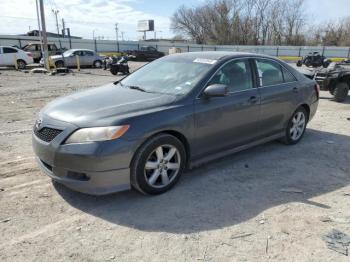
[[290, 111, 306, 141], [144, 145, 181, 188]]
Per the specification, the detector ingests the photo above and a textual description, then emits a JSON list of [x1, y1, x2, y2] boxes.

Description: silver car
[[45, 49, 103, 68]]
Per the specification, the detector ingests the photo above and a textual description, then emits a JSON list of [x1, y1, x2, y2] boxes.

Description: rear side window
[[84, 51, 94, 56], [256, 59, 283, 86], [3, 47, 18, 54], [282, 67, 297, 82], [208, 59, 253, 92]]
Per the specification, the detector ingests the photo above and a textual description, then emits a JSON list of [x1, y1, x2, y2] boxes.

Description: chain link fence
[[1, 35, 350, 58]]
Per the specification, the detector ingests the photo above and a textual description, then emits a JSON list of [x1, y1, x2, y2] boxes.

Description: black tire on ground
[[280, 107, 308, 145], [333, 82, 349, 102], [296, 60, 303, 67], [17, 60, 26, 70], [55, 60, 64, 68], [131, 134, 186, 195], [93, 60, 102, 68], [304, 59, 311, 67], [110, 67, 118, 75]]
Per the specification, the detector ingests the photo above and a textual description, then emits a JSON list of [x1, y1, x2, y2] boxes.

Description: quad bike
[[104, 56, 130, 75], [300, 62, 350, 102], [297, 52, 331, 68]]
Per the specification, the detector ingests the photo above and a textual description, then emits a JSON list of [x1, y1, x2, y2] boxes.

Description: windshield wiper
[[126, 85, 146, 92]]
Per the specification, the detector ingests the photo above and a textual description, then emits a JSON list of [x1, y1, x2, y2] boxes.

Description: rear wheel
[[17, 60, 26, 70], [281, 107, 308, 145], [333, 82, 349, 102], [55, 60, 64, 68], [93, 60, 102, 68], [131, 134, 186, 195], [110, 67, 118, 75]]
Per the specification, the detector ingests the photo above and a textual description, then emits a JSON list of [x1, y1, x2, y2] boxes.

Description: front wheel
[[281, 107, 308, 145], [131, 134, 186, 195]]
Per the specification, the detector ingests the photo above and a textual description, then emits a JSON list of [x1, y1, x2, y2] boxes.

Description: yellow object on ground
[[13, 54, 18, 70], [278, 56, 348, 62], [76, 55, 80, 71]]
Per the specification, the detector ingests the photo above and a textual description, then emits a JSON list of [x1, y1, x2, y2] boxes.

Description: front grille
[[34, 127, 63, 143]]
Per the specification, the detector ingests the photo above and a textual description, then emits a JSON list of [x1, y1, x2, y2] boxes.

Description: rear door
[[254, 58, 299, 137], [83, 51, 95, 66], [193, 58, 261, 158], [1, 47, 18, 66]]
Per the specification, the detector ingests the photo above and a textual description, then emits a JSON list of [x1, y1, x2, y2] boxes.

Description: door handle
[[293, 87, 299, 93], [249, 96, 258, 103]]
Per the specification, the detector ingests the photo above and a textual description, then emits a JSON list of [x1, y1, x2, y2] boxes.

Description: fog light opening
[[66, 171, 90, 181]]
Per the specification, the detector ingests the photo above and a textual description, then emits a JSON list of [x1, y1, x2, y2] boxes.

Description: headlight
[[65, 125, 129, 144]]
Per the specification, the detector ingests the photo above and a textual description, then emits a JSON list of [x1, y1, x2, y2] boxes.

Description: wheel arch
[[131, 130, 191, 168], [299, 104, 310, 121]]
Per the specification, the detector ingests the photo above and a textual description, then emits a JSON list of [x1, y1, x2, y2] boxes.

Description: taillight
[[314, 84, 320, 99], [27, 53, 33, 57]]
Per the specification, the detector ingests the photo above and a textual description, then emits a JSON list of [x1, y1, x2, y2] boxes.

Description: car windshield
[[120, 56, 216, 95]]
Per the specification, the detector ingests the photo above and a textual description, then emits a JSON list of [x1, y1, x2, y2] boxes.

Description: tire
[[131, 134, 186, 195], [281, 107, 308, 145], [93, 60, 102, 68], [333, 82, 349, 102], [110, 67, 118, 75], [296, 60, 303, 67], [304, 59, 311, 67], [55, 60, 64, 68], [17, 60, 26, 70]]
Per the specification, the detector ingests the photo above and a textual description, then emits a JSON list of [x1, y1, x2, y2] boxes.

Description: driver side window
[[208, 59, 253, 92]]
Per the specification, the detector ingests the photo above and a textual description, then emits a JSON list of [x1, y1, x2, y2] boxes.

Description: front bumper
[[32, 116, 136, 195]]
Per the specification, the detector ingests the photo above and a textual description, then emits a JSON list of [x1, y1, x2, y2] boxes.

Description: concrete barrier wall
[[1, 35, 350, 58]]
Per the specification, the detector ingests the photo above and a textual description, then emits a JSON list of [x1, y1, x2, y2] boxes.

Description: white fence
[[1, 35, 350, 58]]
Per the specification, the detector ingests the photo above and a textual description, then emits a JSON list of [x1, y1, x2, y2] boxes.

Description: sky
[[0, 0, 349, 40]]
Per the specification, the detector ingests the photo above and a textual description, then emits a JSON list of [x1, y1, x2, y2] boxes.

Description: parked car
[[44, 49, 103, 68], [0, 46, 33, 69], [297, 52, 330, 68], [32, 52, 319, 195], [127, 46, 164, 61], [22, 43, 65, 63], [300, 62, 350, 102]]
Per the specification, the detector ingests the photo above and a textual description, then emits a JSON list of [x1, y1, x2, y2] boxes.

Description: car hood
[[42, 83, 178, 127]]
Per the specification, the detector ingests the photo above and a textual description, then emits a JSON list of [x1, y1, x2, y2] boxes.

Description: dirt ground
[[0, 63, 350, 262]]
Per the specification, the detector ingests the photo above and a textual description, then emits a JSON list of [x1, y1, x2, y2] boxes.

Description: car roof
[[170, 51, 276, 61]]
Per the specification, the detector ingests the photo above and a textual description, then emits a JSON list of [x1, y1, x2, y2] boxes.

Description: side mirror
[[203, 84, 228, 98]]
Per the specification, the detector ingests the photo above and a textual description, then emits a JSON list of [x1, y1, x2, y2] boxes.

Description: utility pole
[[35, 0, 44, 61], [52, 9, 60, 36], [61, 18, 65, 37], [115, 23, 119, 42], [38, 0, 49, 70]]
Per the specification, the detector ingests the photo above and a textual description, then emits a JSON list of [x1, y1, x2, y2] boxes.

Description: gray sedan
[[32, 52, 319, 195], [46, 49, 103, 68]]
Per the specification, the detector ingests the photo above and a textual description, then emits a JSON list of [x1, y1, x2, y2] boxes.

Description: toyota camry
[[32, 52, 319, 195]]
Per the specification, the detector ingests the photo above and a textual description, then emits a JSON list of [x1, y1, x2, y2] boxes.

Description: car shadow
[[54, 128, 350, 234], [319, 96, 350, 104]]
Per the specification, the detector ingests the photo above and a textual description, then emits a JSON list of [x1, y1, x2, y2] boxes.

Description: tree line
[[171, 0, 350, 46]]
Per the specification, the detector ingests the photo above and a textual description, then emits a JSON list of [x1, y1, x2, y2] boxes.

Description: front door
[[193, 58, 261, 158]]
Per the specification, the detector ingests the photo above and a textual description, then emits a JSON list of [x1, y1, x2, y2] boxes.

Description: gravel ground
[[0, 63, 350, 262]]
